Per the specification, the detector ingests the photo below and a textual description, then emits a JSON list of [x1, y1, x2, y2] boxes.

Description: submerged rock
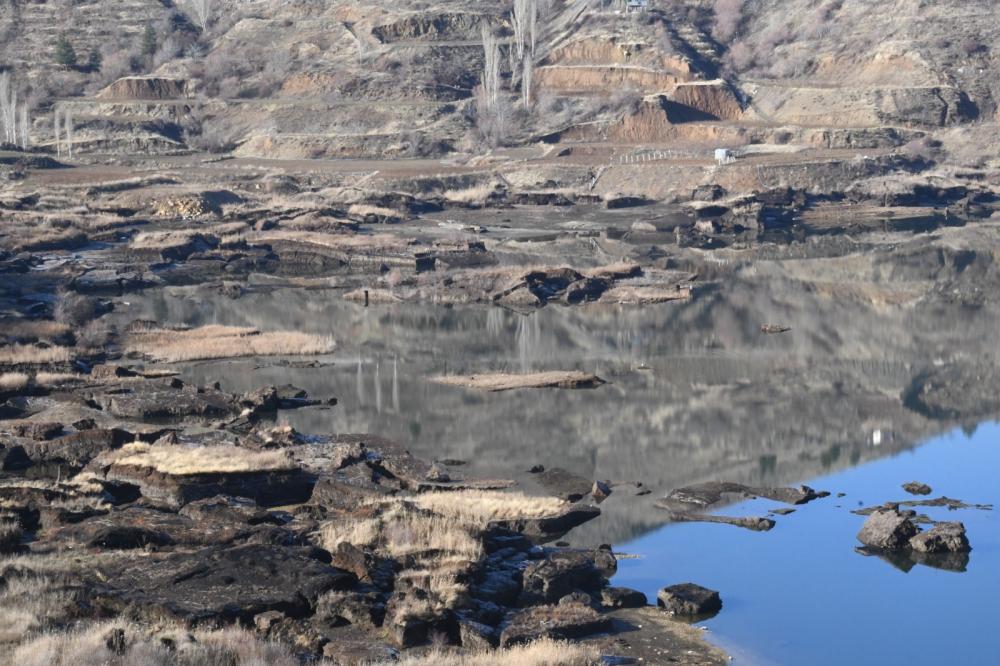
[[656, 583, 722, 618], [856, 508, 920, 551]]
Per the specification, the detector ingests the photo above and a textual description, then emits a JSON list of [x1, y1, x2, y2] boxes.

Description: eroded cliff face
[[2, 0, 997, 162]]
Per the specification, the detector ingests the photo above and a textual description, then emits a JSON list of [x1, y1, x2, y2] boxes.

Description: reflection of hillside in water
[[124, 271, 1000, 544]]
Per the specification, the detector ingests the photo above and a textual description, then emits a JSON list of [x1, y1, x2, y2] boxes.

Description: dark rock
[[317, 586, 386, 629], [310, 465, 394, 511], [660, 481, 828, 511], [178, 495, 279, 527], [903, 481, 933, 496], [425, 463, 450, 483], [8, 421, 63, 440], [657, 583, 722, 618], [491, 505, 601, 541], [519, 550, 612, 605], [254, 610, 285, 632], [528, 464, 545, 473], [601, 586, 647, 609], [537, 467, 594, 502], [909, 522, 970, 553], [662, 512, 776, 532], [20, 428, 134, 467], [458, 616, 498, 649], [592, 480, 612, 502], [500, 602, 613, 647], [0, 443, 31, 471], [97, 544, 357, 622], [105, 461, 313, 510], [91, 364, 138, 379], [857, 508, 921, 551]]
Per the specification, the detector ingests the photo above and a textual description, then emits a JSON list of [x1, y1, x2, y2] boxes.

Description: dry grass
[[6, 620, 300, 666], [130, 229, 207, 250], [113, 442, 298, 476], [442, 183, 497, 204], [348, 203, 401, 220], [322, 503, 482, 561], [413, 491, 571, 524], [247, 230, 415, 253], [125, 325, 335, 362], [0, 345, 72, 365], [0, 319, 71, 342], [384, 639, 599, 665], [0, 575, 73, 645], [430, 371, 604, 392], [33, 372, 85, 387], [0, 372, 29, 390]]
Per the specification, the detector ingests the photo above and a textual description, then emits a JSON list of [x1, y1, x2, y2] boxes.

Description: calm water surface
[[116, 276, 1000, 665]]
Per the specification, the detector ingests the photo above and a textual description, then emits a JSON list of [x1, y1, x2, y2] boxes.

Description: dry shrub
[[113, 442, 298, 476], [0, 373, 29, 390], [34, 373, 84, 387], [0, 345, 72, 365], [125, 325, 335, 362]]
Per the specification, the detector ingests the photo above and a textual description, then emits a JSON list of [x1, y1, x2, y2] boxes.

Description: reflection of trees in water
[[517, 312, 541, 372], [353, 356, 400, 415]]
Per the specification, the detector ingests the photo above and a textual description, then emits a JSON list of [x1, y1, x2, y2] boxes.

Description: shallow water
[[115, 273, 1000, 663], [615, 427, 1000, 666]]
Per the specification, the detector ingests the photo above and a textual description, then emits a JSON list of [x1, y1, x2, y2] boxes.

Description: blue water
[[616, 425, 1000, 666]]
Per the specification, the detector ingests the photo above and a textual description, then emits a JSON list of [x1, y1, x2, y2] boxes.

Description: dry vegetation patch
[[0, 345, 73, 365], [125, 324, 335, 362], [322, 502, 483, 561], [385, 639, 598, 665], [430, 371, 605, 392], [0, 319, 71, 342], [0, 372, 29, 390], [113, 442, 298, 476], [413, 490, 571, 524], [6, 620, 299, 666]]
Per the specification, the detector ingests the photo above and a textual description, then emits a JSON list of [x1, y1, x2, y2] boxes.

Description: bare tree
[[511, 0, 535, 63], [64, 107, 73, 159], [522, 56, 533, 110], [188, 0, 214, 30], [18, 104, 28, 149], [0, 71, 14, 145], [54, 106, 61, 157], [481, 23, 500, 111]]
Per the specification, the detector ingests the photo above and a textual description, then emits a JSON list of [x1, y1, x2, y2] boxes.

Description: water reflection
[[114, 270, 1000, 546]]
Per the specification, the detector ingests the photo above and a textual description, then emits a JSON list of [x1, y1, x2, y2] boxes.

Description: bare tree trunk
[[54, 106, 61, 157], [522, 57, 533, 110], [64, 108, 73, 159], [0, 71, 13, 144], [481, 23, 500, 110], [19, 104, 28, 149]]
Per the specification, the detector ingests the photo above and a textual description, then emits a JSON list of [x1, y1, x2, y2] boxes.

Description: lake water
[[115, 271, 1000, 664], [615, 426, 999, 666]]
